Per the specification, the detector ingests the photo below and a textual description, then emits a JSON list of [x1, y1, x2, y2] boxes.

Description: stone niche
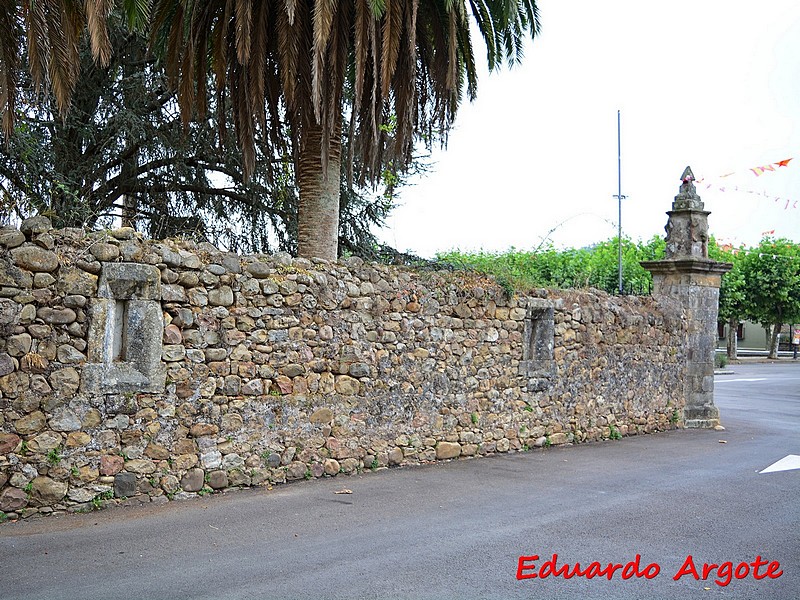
[[81, 263, 166, 394], [518, 298, 555, 390]]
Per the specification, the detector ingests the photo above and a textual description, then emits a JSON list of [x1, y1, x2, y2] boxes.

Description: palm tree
[[151, 0, 541, 261]]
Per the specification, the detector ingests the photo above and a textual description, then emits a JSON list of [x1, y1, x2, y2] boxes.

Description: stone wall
[[0, 219, 688, 518]]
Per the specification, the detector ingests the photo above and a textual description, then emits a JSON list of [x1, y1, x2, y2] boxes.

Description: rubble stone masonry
[[0, 219, 688, 518]]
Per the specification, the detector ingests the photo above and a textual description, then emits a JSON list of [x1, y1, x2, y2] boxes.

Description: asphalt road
[[1, 360, 798, 600]]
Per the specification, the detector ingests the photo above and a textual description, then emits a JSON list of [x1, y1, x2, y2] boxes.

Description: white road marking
[[760, 455, 800, 474], [715, 378, 767, 383]]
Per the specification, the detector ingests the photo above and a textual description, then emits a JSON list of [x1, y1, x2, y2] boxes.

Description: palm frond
[[247, 0, 269, 131], [311, 0, 335, 122], [23, 0, 50, 94], [85, 0, 114, 66], [0, 2, 20, 139], [379, 0, 402, 97], [123, 0, 153, 31], [46, 0, 83, 115], [276, 1, 299, 109], [353, 0, 369, 104], [235, 0, 252, 63]]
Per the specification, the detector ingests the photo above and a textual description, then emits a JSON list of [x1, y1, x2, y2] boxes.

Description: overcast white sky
[[378, 0, 800, 257]]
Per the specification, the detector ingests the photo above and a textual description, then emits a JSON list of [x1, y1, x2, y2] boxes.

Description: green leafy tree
[[709, 240, 747, 360], [583, 236, 664, 294], [153, 0, 542, 260], [740, 238, 800, 359]]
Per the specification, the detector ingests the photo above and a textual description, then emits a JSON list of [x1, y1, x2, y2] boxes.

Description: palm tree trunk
[[768, 322, 782, 359], [726, 317, 738, 360], [296, 121, 341, 261]]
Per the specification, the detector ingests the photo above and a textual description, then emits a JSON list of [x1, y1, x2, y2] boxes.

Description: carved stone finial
[[673, 165, 704, 210]]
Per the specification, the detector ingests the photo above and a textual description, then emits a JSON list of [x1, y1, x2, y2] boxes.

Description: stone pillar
[[642, 167, 731, 428]]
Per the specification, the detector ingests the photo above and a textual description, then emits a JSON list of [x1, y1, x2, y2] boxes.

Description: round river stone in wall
[[10, 246, 59, 272], [89, 242, 120, 262], [0, 228, 25, 248]]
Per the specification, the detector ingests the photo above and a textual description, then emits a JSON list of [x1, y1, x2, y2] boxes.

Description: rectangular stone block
[[82, 362, 166, 395], [98, 263, 161, 300]]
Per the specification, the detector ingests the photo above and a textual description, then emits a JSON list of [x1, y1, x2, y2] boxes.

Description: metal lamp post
[[613, 110, 626, 294]]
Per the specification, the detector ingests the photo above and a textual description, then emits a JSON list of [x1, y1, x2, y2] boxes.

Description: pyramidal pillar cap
[[673, 166, 705, 210]]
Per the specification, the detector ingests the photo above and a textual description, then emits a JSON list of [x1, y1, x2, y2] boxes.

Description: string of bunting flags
[[697, 156, 798, 210]]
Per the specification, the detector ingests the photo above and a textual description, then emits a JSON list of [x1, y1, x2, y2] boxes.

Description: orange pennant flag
[[774, 158, 793, 168]]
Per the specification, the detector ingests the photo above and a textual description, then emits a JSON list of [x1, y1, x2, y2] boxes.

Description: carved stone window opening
[[519, 299, 555, 391], [81, 263, 166, 394]]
